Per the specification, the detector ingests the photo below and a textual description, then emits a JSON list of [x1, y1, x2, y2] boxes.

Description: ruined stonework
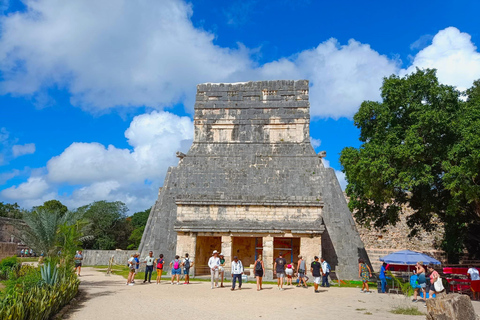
[[139, 80, 369, 280]]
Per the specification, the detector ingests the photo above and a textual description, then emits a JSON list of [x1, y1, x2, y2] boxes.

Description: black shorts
[[75, 262, 82, 267], [255, 271, 264, 277]]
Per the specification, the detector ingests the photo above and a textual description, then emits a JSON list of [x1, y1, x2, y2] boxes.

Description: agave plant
[[40, 262, 59, 286]]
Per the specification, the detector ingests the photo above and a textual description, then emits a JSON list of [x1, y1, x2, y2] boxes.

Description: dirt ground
[[65, 267, 480, 320]]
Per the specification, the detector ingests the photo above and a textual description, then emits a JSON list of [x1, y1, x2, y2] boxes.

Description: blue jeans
[[144, 265, 154, 282], [232, 274, 242, 289], [381, 278, 387, 293], [322, 272, 330, 287]]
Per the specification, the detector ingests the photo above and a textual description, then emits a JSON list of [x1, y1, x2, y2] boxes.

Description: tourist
[[182, 253, 193, 284], [320, 257, 330, 287], [208, 250, 221, 289], [427, 264, 444, 298], [219, 253, 225, 287], [74, 250, 83, 276], [415, 261, 427, 300], [133, 253, 140, 283], [274, 252, 287, 290], [254, 255, 265, 291], [358, 258, 372, 293], [156, 254, 164, 284], [467, 265, 480, 300], [296, 255, 308, 288], [285, 262, 294, 285], [25, 248, 29, 256], [379, 262, 387, 293], [20, 248, 24, 257], [127, 254, 136, 285], [410, 270, 422, 302], [170, 255, 182, 285], [311, 256, 322, 293], [231, 256, 244, 291], [143, 251, 155, 284]]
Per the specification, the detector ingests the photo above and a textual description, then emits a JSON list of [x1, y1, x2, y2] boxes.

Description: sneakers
[[412, 299, 418, 302], [231, 288, 235, 291], [360, 290, 365, 293], [365, 291, 372, 294], [315, 290, 320, 293], [128, 283, 134, 286], [280, 288, 284, 291]]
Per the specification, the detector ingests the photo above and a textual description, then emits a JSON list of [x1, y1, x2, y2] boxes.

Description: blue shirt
[[134, 257, 140, 269], [379, 265, 386, 279]]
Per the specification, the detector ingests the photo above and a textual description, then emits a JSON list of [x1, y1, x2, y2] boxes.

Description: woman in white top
[[208, 250, 221, 289]]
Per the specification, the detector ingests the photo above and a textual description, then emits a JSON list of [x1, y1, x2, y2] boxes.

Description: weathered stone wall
[[0, 217, 22, 243], [0, 242, 17, 261], [82, 249, 137, 266]]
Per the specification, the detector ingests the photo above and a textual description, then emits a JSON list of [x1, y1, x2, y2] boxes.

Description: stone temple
[[139, 80, 369, 280]]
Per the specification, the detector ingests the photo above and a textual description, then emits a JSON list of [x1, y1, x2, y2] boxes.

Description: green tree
[[126, 207, 150, 250], [34, 200, 68, 216], [0, 202, 23, 219], [79, 201, 132, 250], [340, 69, 480, 262]]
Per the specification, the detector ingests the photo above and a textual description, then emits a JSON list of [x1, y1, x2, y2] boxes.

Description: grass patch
[[390, 306, 425, 316], [364, 312, 372, 315], [355, 308, 366, 311], [18, 257, 39, 263]]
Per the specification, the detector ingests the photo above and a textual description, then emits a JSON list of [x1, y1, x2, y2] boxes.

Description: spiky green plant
[[40, 262, 59, 286]]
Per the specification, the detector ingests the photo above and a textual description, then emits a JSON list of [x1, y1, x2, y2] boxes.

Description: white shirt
[[208, 256, 220, 269], [468, 267, 480, 281], [144, 256, 155, 266], [231, 260, 243, 275], [321, 261, 330, 274], [128, 257, 135, 266]]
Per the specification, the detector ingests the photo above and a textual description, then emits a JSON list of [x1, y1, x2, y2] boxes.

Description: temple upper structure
[[139, 80, 369, 280]]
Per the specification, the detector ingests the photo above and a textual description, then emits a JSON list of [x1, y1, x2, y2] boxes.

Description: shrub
[[0, 256, 21, 280]]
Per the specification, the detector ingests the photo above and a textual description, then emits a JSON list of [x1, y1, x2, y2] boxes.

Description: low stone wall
[[0, 242, 18, 261], [82, 250, 137, 266]]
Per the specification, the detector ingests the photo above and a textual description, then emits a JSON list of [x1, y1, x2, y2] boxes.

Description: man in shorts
[[296, 255, 308, 288], [74, 250, 83, 276], [274, 252, 287, 290], [182, 253, 194, 284], [311, 256, 322, 293]]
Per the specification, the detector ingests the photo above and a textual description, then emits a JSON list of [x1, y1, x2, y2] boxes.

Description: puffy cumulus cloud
[[403, 27, 480, 90], [310, 137, 321, 149], [256, 39, 400, 118], [0, 0, 251, 110], [12, 143, 36, 158], [2, 111, 193, 212], [1, 176, 51, 200]]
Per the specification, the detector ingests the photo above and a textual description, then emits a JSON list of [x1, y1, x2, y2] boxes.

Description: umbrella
[[380, 250, 441, 265]]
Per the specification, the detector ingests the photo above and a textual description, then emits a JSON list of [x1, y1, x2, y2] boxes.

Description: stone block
[[426, 293, 477, 320]]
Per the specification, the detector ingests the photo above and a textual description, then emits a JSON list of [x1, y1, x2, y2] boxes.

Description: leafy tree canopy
[[130, 207, 150, 228], [0, 202, 23, 219], [340, 69, 480, 262], [34, 200, 68, 216]]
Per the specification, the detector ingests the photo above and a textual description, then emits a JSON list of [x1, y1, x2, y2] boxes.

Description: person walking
[[358, 258, 372, 293], [274, 252, 287, 290], [208, 250, 221, 289], [416, 261, 427, 300], [143, 251, 155, 283], [127, 254, 136, 285], [311, 256, 322, 293], [379, 262, 387, 293], [410, 270, 422, 302], [219, 253, 226, 287], [254, 255, 265, 291], [296, 255, 308, 288], [74, 250, 83, 276], [182, 253, 194, 284], [170, 255, 182, 285], [320, 257, 330, 287], [285, 263, 294, 285], [231, 256, 244, 291], [156, 254, 164, 284], [467, 265, 480, 300], [133, 253, 140, 283]]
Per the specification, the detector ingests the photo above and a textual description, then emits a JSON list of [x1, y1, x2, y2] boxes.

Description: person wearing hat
[[219, 253, 226, 287], [231, 256, 244, 291], [208, 250, 221, 289], [274, 252, 287, 290]]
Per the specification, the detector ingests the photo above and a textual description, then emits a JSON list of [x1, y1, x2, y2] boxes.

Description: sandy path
[[65, 267, 480, 320]]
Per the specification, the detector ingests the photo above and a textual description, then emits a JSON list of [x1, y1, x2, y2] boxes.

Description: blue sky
[[0, 0, 479, 213]]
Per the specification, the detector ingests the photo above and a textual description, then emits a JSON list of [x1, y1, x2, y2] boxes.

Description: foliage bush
[[0, 256, 21, 280], [0, 271, 79, 320]]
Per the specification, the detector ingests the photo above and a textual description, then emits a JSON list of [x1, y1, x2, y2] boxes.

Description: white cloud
[[1, 176, 50, 200], [12, 143, 35, 158], [402, 27, 480, 90], [335, 170, 347, 191], [310, 137, 321, 148], [1, 111, 193, 212]]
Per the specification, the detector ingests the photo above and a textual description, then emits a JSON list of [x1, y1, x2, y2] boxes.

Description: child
[[285, 263, 294, 285], [156, 254, 164, 284]]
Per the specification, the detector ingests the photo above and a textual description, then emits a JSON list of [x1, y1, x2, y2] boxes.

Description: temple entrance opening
[[194, 236, 221, 276]]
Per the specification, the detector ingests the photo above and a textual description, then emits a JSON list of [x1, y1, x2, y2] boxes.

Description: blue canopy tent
[[380, 250, 441, 265]]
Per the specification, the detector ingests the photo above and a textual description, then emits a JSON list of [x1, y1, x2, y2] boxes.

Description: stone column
[[263, 235, 274, 280], [221, 235, 232, 278], [300, 235, 322, 265], [176, 232, 196, 274]]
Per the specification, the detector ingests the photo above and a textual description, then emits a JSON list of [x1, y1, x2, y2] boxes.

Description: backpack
[[255, 261, 263, 271], [184, 258, 190, 269], [174, 259, 180, 269], [157, 259, 164, 269], [326, 262, 331, 272]]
